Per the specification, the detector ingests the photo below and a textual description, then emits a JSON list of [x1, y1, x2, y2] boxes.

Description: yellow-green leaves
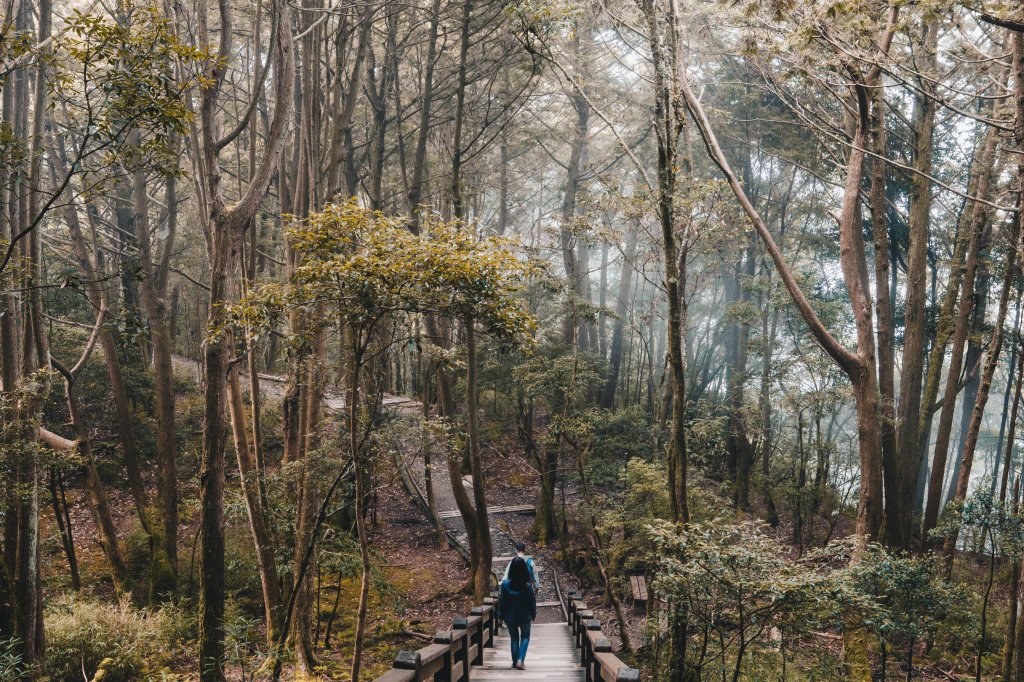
[[231, 200, 540, 347], [51, 3, 208, 181]]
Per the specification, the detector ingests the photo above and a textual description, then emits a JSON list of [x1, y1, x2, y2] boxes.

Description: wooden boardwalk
[[437, 503, 535, 520], [476, 622, 584, 681]]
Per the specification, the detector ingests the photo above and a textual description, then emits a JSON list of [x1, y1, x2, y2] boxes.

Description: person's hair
[[508, 556, 530, 590], [515, 542, 526, 553]]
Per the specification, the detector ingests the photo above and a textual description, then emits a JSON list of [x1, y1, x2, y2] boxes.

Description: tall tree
[[192, 0, 294, 674]]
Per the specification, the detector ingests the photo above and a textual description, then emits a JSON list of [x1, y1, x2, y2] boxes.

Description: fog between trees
[[2, 0, 1024, 679]]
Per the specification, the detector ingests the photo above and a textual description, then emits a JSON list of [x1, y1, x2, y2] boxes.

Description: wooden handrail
[[372, 596, 498, 682], [566, 592, 640, 682]]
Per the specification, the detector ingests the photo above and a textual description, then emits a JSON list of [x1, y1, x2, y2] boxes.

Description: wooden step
[[473, 623, 583, 681]]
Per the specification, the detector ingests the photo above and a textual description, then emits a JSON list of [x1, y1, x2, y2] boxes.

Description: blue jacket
[[497, 579, 536, 626]]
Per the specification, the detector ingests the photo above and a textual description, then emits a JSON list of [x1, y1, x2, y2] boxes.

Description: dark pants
[[506, 620, 532, 662]]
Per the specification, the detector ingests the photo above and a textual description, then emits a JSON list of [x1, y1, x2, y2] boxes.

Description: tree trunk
[[1000, 342, 1024, 503], [759, 298, 782, 527], [602, 221, 638, 408], [291, 341, 325, 675], [890, 18, 938, 549], [644, 0, 689, 525], [921, 122, 1000, 541], [728, 242, 755, 510], [450, 0, 473, 221], [134, 165, 178, 601], [559, 30, 591, 349], [59, 377, 131, 594], [48, 469, 79, 591], [915, 117, 999, 515], [465, 317, 493, 600], [194, 0, 293, 672], [534, 439, 558, 545], [350, 334, 372, 682], [941, 197, 1023, 572], [407, 0, 442, 231], [1004, 480, 1021, 680], [226, 365, 282, 643], [198, 226, 240, 681]]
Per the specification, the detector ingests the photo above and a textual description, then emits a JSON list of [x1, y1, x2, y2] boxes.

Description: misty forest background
[[2, 0, 1024, 679]]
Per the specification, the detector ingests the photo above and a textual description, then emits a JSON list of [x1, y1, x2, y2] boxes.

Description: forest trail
[[175, 352, 583, 673], [401, 440, 565, 622], [169, 353, 420, 411], [476, 623, 584, 681], [171, 352, 544, 590]]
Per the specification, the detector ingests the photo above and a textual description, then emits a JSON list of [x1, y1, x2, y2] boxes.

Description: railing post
[[572, 600, 588, 632], [483, 597, 497, 647], [576, 609, 594, 649], [593, 636, 612, 682], [453, 617, 471, 681], [470, 606, 487, 663], [580, 631, 592, 681], [471, 606, 491, 647], [584, 619, 601, 681], [434, 630, 454, 682], [394, 650, 422, 678]]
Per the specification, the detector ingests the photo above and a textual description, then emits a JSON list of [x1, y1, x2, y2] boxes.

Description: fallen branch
[[39, 427, 75, 451]]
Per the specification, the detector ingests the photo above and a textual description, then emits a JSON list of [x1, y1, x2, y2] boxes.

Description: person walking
[[502, 542, 539, 594], [496, 556, 537, 670]]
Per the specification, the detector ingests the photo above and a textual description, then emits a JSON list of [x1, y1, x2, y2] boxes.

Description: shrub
[[45, 595, 189, 682], [0, 638, 23, 678], [646, 520, 847, 680]]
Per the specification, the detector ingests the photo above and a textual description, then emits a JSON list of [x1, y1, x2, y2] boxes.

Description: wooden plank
[[629, 575, 648, 602], [595, 652, 631, 682], [438, 504, 536, 520], [475, 623, 583, 680], [372, 671, 415, 682]]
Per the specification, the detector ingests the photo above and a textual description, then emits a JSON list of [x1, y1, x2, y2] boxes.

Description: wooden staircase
[[475, 622, 584, 680], [371, 592, 639, 682]]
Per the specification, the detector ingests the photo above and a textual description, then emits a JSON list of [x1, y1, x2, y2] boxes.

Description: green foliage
[[932, 590, 982, 670], [44, 595, 192, 682], [587, 405, 655, 467], [597, 459, 671, 582], [647, 520, 849, 679], [51, 2, 208, 181], [0, 639, 24, 679], [513, 349, 602, 411], [620, 457, 672, 520], [850, 545, 953, 652], [642, 520, 963, 680], [228, 200, 539, 351], [932, 488, 1024, 556], [0, 371, 52, 495]]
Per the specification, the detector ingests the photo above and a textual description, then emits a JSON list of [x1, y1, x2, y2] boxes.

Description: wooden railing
[[567, 592, 640, 682], [372, 597, 498, 681]]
